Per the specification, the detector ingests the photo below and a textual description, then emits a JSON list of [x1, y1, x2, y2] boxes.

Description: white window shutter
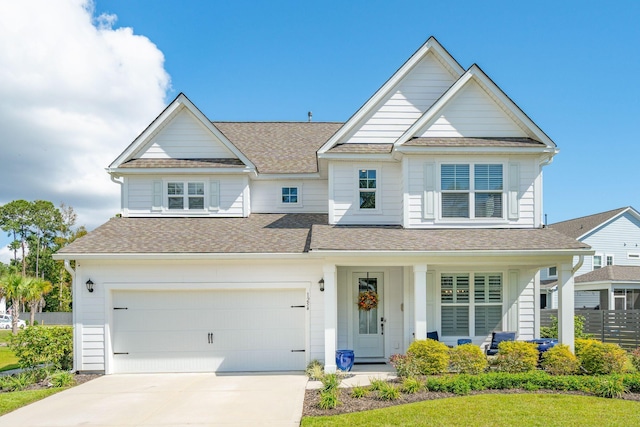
[[423, 163, 436, 219], [508, 163, 519, 220], [152, 180, 162, 211], [209, 180, 220, 210]]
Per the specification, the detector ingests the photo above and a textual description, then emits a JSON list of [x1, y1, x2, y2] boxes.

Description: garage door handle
[[208, 332, 214, 344], [291, 349, 305, 352]]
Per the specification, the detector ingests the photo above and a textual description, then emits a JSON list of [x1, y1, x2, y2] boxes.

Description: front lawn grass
[[302, 394, 640, 427], [0, 388, 64, 416]]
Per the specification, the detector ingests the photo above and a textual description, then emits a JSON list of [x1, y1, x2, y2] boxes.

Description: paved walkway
[[306, 363, 396, 389], [0, 373, 308, 427]]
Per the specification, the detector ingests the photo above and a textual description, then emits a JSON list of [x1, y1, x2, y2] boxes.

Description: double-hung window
[[359, 169, 377, 209], [441, 273, 503, 337], [167, 181, 205, 210], [441, 164, 503, 219], [593, 254, 612, 270]]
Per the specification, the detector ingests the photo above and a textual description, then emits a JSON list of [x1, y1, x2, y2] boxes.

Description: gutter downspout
[[110, 174, 124, 213], [572, 255, 584, 274], [64, 260, 79, 373]]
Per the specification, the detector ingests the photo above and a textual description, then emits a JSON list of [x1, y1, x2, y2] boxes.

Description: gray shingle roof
[[309, 225, 590, 251], [576, 266, 640, 283], [120, 158, 246, 168], [58, 215, 327, 254], [327, 144, 394, 154], [58, 215, 590, 256], [550, 207, 629, 239], [213, 122, 343, 174], [404, 137, 545, 147]]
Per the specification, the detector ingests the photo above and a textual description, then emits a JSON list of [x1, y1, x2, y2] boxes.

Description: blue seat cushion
[[489, 331, 516, 350]]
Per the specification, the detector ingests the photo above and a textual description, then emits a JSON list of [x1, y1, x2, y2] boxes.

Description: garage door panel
[[111, 289, 307, 373]]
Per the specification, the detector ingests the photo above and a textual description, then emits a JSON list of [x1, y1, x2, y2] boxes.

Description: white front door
[[352, 272, 384, 358]]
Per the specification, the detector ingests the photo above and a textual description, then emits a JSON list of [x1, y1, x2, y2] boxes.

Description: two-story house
[[541, 207, 640, 310], [55, 37, 591, 375]]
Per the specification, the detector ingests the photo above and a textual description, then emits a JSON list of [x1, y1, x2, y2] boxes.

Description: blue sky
[[1, 0, 639, 260], [95, 0, 640, 222]]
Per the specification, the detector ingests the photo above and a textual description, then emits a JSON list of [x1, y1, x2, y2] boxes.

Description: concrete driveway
[[0, 373, 308, 427]]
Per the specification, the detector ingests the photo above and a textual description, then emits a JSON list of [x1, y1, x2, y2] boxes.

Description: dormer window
[[167, 181, 205, 210]]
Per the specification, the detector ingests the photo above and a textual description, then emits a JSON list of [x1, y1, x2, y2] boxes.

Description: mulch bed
[[303, 385, 640, 417], [1, 372, 101, 393]]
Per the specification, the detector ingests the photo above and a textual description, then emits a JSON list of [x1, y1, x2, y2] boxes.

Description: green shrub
[[448, 375, 472, 395], [630, 347, 640, 372], [540, 315, 591, 339], [377, 382, 401, 400], [320, 373, 341, 392], [10, 326, 73, 371], [368, 378, 387, 391], [406, 339, 450, 375], [318, 389, 340, 409], [623, 373, 640, 393], [48, 371, 75, 388], [592, 375, 627, 398], [389, 353, 419, 378], [401, 377, 421, 394], [494, 341, 538, 373], [350, 385, 369, 398], [576, 339, 627, 375], [449, 344, 488, 374], [541, 344, 579, 375], [305, 359, 324, 380], [0, 371, 39, 392]]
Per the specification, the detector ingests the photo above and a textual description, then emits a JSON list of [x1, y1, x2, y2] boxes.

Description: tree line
[[0, 200, 86, 333]]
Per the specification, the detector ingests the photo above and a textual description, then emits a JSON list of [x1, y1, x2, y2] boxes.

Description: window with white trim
[[441, 273, 503, 337], [167, 181, 205, 210], [441, 164, 503, 219], [281, 187, 298, 204], [606, 255, 614, 266], [548, 266, 557, 277], [593, 255, 602, 270], [358, 169, 377, 209]]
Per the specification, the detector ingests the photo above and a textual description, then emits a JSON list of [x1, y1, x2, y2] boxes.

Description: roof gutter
[[573, 255, 585, 274], [308, 248, 594, 258]]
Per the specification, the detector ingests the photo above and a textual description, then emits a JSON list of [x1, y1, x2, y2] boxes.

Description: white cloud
[[0, 0, 170, 230], [0, 246, 11, 265]]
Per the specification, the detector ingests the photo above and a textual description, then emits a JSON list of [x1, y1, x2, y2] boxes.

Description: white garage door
[[111, 289, 307, 373]]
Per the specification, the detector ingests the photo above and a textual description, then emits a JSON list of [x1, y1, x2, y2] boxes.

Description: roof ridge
[[212, 121, 344, 124], [550, 207, 628, 227]]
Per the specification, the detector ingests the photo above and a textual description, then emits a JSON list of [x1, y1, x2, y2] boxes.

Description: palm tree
[[0, 273, 28, 334], [24, 278, 52, 326]]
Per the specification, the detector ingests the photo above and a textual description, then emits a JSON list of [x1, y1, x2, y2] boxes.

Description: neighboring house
[[54, 37, 590, 375], [541, 207, 640, 309]]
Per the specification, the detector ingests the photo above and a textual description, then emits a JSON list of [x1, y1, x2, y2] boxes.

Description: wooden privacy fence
[[541, 309, 640, 350]]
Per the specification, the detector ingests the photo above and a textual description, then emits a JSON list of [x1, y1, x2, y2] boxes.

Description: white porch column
[[323, 264, 337, 373], [414, 264, 427, 341], [558, 262, 575, 352]]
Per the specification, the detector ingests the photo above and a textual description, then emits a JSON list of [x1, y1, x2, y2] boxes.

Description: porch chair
[[484, 331, 517, 356], [426, 331, 439, 341]]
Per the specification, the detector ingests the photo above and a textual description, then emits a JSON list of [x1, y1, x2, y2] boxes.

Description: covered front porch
[[319, 257, 584, 373]]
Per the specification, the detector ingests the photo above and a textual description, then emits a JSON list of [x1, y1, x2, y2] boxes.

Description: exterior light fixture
[[86, 279, 94, 293], [318, 278, 325, 292]]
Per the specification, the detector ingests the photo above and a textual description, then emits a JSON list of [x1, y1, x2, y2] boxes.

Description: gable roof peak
[[550, 207, 639, 239], [318, 36, 465, 153]]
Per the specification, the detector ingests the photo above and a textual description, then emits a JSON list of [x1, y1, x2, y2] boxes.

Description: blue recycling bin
[[336, 349, 355, 371]]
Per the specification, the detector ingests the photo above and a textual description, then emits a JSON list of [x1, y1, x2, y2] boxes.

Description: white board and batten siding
[[250, 180, 328, 213], [75, 260, 325, 374], [124, 175, 247, 217], [405, 156, 539, 228], [344, 52, 458, 144], [138, 108, 236, 159], [330, 162, 403, 225], [417, 80, 529, 138]]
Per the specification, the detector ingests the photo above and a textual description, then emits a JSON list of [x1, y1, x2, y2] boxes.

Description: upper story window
[[167, 181, 205, 210], [548, 266, 557, 277], [593, 254, 613, 270], [281, 187, 298, 204], [359, 169, 377, 209], [441, 164, 503, 219]]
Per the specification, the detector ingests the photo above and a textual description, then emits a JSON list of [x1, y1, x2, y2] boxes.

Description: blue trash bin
[[336, 349, 355, 371]]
